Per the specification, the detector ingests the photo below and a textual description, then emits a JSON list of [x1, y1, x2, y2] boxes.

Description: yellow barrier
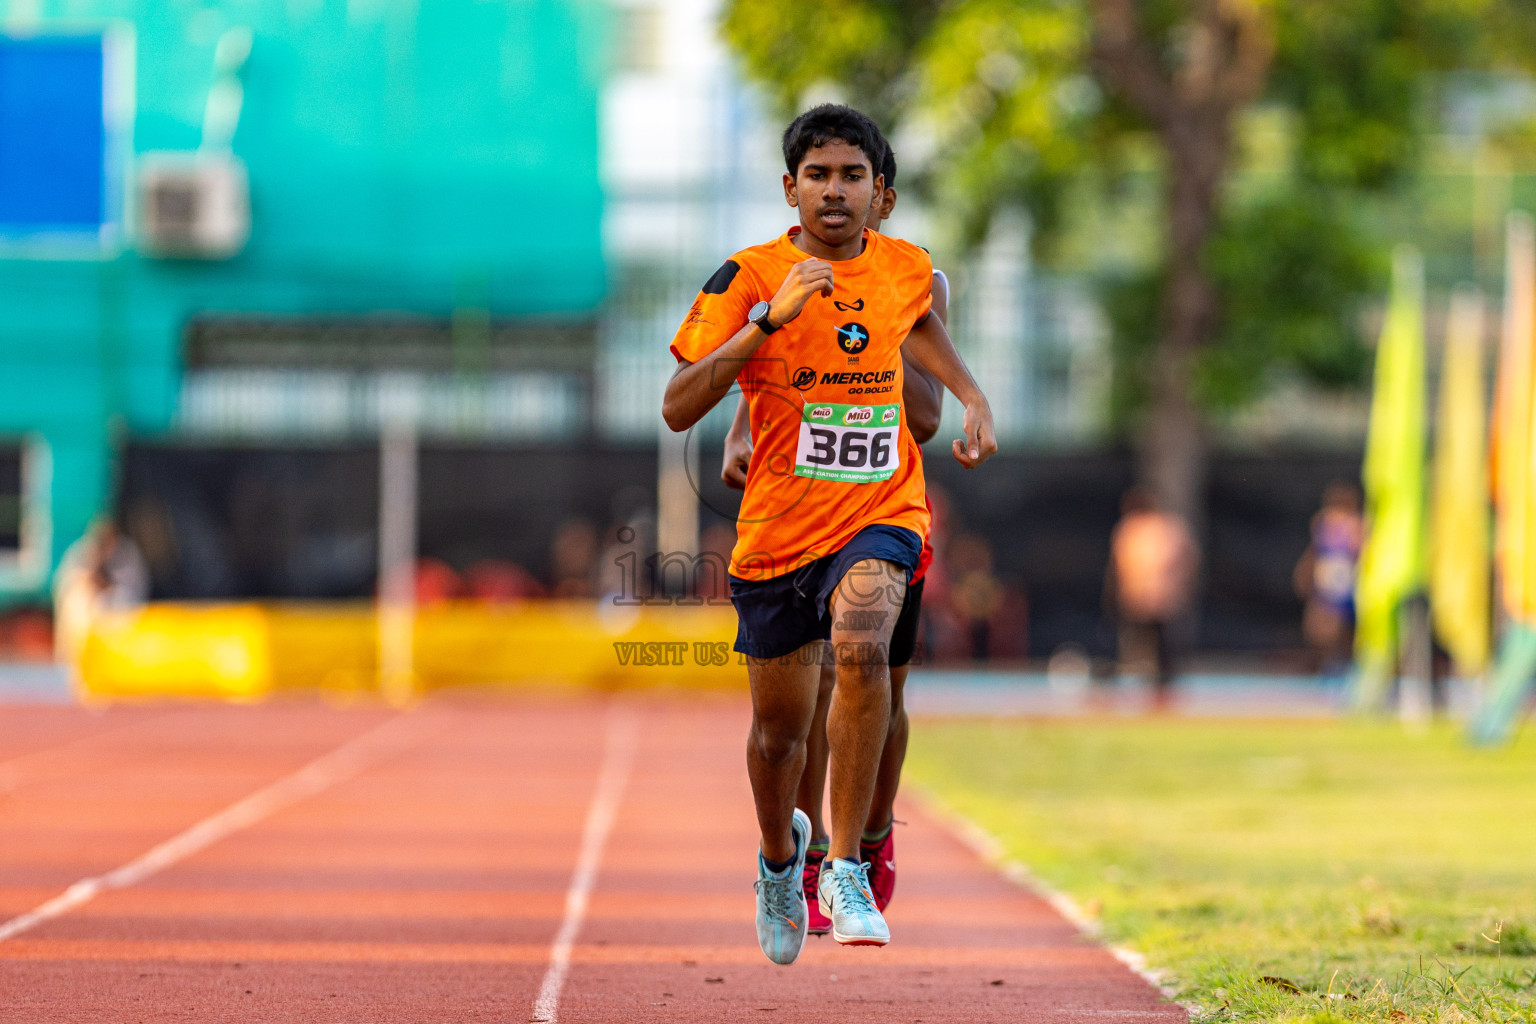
[[80, 604, 274, 701], [79, 600, 744, 700]]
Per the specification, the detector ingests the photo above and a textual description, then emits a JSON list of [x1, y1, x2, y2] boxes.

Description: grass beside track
[[906, 717, 1536, 1023]]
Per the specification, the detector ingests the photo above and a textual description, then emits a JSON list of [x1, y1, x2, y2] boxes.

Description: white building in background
[[596, 0, 1110, 446], [601, 0, 787, 264]]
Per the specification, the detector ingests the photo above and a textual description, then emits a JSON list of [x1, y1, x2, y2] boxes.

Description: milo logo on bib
[[794, 402, 901, 483]]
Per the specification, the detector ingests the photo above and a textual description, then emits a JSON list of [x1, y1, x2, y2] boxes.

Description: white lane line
[[0, 711, 422, 944], [909, 783, 1188, 1008], [909, 786, 1185, 1007], [530, 707, 641, 1024]]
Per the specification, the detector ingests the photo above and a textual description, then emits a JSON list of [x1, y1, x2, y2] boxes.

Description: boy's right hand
[[721, 427, 752, 490], [767, 259, 835, 327]]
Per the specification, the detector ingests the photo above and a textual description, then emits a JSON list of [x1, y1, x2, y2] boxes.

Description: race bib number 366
[[795, 403, 901, 483]]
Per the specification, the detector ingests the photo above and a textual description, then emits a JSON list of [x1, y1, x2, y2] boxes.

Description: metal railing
[[174, 259, 1111, 445]]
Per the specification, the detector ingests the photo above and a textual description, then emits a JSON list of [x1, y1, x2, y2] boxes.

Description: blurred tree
[[721, 0, 1527, 530]]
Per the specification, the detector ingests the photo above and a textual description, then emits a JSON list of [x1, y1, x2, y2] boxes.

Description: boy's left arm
[[901, 269, 948, 445], [902, 356, 943, 444], [901, 312, 997, 468]]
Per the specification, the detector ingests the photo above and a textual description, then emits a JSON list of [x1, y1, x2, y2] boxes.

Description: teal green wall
[[0, 0, 608, 603]]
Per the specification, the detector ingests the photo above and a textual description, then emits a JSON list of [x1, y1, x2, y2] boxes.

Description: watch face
[[749, 301, 770, 322]]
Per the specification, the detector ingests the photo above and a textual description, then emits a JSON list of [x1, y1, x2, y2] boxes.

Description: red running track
[[0, 696, 1184, 1023]]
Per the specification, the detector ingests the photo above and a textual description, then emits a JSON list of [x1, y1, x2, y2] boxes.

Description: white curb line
[[911, 785, 1196, 1014]]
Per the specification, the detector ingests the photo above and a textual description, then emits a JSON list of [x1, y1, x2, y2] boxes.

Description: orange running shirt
[[671, 227, 933, 581]]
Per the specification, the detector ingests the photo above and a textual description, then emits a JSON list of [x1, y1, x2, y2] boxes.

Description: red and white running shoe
[[802, 844, 831, 935], [860, 828, 896, 911]]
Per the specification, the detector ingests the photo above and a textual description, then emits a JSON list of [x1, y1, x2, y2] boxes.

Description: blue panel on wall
[[0, 36, 106, 235]]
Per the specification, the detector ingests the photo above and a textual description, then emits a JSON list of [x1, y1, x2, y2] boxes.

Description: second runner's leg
[[796, 654, 835, 934], [819, 558, 905, 946], [863, 575, 923, 909]]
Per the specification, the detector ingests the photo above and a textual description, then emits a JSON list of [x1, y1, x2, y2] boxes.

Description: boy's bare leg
[[866, 662, 909, 833], [794, 652, 836, 843], [825, 559, 905, 863], [745, 645, 821, 863]]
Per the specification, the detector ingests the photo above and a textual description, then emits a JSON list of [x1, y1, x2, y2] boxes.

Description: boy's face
[[783, 139, 882, 249]]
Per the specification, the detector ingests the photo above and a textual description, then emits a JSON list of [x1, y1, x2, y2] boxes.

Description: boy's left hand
[[953, 399, 997, 468]]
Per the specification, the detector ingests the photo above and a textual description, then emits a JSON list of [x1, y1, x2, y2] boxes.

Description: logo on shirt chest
[[835, 322, 870, 360]]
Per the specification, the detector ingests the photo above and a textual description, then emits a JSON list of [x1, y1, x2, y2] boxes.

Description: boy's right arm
[[721, 397, 752, 490], [663, 259, 834, 432]]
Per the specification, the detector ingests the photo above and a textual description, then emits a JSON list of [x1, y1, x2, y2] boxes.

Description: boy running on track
[[664, 104, 996, 965], [720, 139, 947, 937]]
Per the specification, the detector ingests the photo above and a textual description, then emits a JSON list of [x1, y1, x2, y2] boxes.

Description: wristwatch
[[748, 300, 780, 335]]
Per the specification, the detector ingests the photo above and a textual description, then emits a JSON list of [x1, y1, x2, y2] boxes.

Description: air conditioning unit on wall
[[137, 152, 250, 259]]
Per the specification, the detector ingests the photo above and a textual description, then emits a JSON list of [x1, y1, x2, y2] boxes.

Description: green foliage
[[1102, 191, 1384, 426], [719, 0, 1536, 424], [722, 0, 1091, 245], [1102, 266, 1161, 428], [721, 0, 949, 128], [1202, 191, 1385, 406], [908, 718, 1536, 1023], [1272, 2, 1435, 189], [913, 0, 1091, 244], [1102, 188, 1381, 427]]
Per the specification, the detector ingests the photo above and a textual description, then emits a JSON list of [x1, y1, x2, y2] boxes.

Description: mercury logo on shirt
[[820, 370, 897, 386]]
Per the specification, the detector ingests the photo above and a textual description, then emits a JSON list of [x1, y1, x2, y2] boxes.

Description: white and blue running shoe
[[817, 856, 891, 946], [754, 808, 811, 965]]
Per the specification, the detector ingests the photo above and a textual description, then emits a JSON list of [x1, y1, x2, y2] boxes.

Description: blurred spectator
[[377, 557, 461, 607], [918, 492, 1028, 663], [1106, 488, 1198, 707], [52, 520, 150, 664], [949, 534, 1004, 660], [988, 585, 1030, 661], [464, 560, 545, 603], [124, 497, 179, 593], [1293, 481, 1364, 675], [414, 558, 463, 604], [917, 489, 957, 660], [0, 608, 53, 662], [551, 519, 599, 598], [597, 511, 655, 605]]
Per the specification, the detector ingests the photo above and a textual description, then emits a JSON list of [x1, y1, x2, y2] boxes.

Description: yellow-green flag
[[1494, 213, 1536, 624], [1430, 288, 1491, 676], [1355, 248, 1427, 699]]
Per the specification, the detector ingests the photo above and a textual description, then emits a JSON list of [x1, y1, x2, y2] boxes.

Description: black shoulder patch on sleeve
[[702, 260, 742, 295]]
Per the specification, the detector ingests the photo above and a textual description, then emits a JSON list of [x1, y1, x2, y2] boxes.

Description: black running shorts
[[728, 525, 922, 660], [887, 577, 925, 668]]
